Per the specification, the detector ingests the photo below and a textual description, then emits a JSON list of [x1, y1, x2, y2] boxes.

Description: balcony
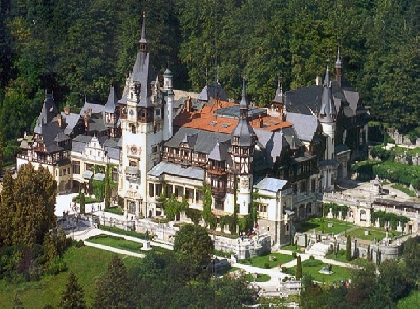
[[211, 187, 226, 199], [16, 153, 56, 165], [126, 166, 140, 183]]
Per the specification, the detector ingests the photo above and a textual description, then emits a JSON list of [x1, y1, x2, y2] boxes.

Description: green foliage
[[11, 164, 57, 247], [92, 255, 134, 309], [79, 192, 85, 215], [402, 236, 420, 281], [379, 259, 410, 302], [58, 272, 86, 309], [202, 183, 214, 228], [98, 225, 148, 240], [372, 211, 409, 230], [346, 235, 352, 261], [104, 207, 123, 215], [185, 208, 202, 225], [370, 144, 394, 161], [322, 203, 349, 219], [173, 224, 214, 280], [295, 255, 302, 280], [162, 194, 189, 221]]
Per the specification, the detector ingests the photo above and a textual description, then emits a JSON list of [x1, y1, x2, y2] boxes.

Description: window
[[131, 125, 136, 133], [152, 145, 158, 154], [149, 183, 155, 197], [72, 161, 80, 174], [128, 201, 136, 214], [215, 201, 224, 210], [156, 109, 160, 116], [311, 179, 316, 193], [112, 168, 118, 182]]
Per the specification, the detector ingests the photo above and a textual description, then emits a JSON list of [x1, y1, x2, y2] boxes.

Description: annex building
[[16, 14, 369, 246]]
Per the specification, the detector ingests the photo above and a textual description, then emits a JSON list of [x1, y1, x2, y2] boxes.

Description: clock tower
[[230, 79, 257, 215], [118, 12, 165, 217]]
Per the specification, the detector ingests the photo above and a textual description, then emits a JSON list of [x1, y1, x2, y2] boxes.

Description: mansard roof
[[255, 178, 288, 192], [148, 161, 204, 181], [164, 127, 230, 154], [286, 112, 319, 142]]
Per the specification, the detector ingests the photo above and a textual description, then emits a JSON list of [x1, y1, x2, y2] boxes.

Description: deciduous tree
[[173, 224, 214, 280]]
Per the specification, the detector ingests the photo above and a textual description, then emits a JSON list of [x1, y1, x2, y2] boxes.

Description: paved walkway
[[71, 227, 360, 290]]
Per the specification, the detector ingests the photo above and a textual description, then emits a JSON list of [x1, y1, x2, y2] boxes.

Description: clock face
[[129, 109, 134, 115], [131, 146, 137, 154]]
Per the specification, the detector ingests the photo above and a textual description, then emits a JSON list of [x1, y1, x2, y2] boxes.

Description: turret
[[318, 64, 336, 123], [163, 67, 174, 140], [230, 78, 256, 215], [335, 48, 342, 87]]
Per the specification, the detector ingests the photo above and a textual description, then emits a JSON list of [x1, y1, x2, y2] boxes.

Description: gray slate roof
[[254, 129, 287, 168], [62, 113, 81, 135], [197, 81, 228, 102], [255, 178, 288, 192], [286, 112, 319, 142], [104, 85, 117, 113], [208, 141, 230, 162], [165, 127, 230, 154], [148, 161, 204, 181], [80, 103, 105, 115]]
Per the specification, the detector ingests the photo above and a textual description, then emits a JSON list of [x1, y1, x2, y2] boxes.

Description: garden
[[239, 252, 295, 269], [87, 234, 143, 253], [296, 217, 354, 235]]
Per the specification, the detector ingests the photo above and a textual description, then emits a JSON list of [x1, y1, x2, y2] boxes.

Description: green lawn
[[325, 250, 371, 267], [0, 246, 140, 308], [286, 259, 351, 283], [347, 227, 401, 241], [280, 244, 304, 251], [240, 253, 295, 269], [87, 234, 143, 253], [245, 273, 271, 282], [297, 217, 354, 235], [398, 290, 420, 309]]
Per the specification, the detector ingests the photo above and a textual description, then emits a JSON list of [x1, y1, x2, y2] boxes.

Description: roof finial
[[139, 11, 147, 49], [240, 77, 248, 111]]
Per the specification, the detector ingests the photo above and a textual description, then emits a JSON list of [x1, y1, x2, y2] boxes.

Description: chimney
[[185, 96, 192, 112], [57, 114, 62, 128], [316, 76, 323, 85], [64, 105, 71, 115], [258, 114, 263, 128], [84, 111, 90, 133]]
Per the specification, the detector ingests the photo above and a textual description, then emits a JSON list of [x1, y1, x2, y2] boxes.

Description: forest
[[0, 0, 418, 163]]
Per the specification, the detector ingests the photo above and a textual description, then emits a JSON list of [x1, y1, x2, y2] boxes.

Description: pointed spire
[[139, 12, 147, 53], [335, 47, 343, 86], [335, 47, 342, 68], [319, 62, 335, 123], [240, 77, 247, 110]]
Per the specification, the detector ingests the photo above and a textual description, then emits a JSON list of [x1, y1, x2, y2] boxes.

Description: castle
[[16, 13, 369, 246]]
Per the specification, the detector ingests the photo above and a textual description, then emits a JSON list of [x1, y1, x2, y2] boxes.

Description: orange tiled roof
[[174, 99, 292, 133]]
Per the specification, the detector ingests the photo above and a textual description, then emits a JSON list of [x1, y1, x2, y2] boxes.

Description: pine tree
[[295, 255, 302, 280], [0, 170, 14, 246], [346, 235, 352, 261], [12, 292, 24, 309], [58, 272, 86, 309], [92, 255, 134, 308]]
